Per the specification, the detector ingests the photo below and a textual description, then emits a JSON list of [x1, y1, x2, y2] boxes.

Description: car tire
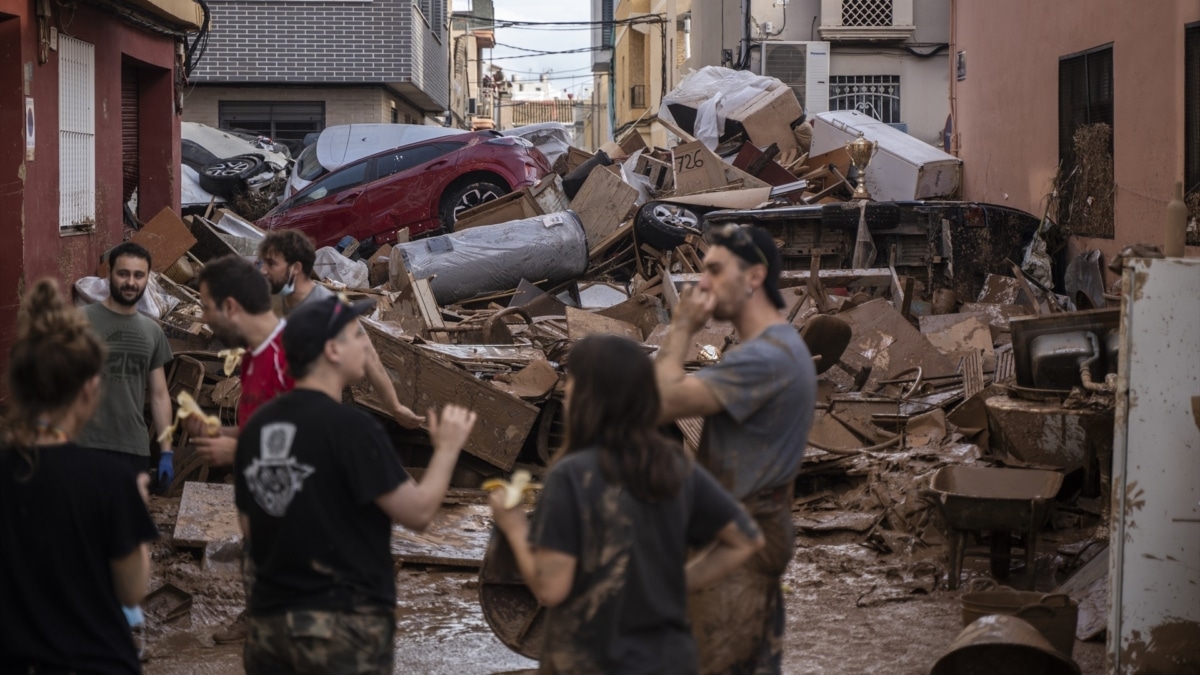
[[199, 154, 266, 199], [439, 180, 509, 231], [181, 140, 219, 173], [635, 201, 701, 250]]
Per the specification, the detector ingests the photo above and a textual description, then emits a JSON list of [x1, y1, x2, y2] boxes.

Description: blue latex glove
[[158, 451, 174, 488], [123, 605, 145, 627]]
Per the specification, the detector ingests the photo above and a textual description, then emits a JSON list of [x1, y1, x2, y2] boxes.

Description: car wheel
[[199, 154, 266, 199], [439, 180, 508, 231], [181, 140, 219, 172], [635, 201, 701, 250]]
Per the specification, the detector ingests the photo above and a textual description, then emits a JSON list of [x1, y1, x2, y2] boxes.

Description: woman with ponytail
[[489, 334, 764, 674], [1, 279, 158, 674]]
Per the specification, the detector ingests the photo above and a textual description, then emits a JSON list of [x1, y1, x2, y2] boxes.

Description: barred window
[[841, 0, 892, 27], [829, 75, 901, 124], [218, 101, 325, 147], [59, 36, 95, 233]]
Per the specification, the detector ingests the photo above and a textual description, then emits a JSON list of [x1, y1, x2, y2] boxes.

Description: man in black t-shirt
[[235, 296, 476, 674]]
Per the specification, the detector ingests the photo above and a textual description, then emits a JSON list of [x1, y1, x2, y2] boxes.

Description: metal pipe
[[1079, 333, 1115, 393]]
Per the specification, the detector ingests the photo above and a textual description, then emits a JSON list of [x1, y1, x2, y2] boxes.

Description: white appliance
[[759, 41, 830, 116], [809, 109, 962, 202], [1108, 256, 1200, 673]]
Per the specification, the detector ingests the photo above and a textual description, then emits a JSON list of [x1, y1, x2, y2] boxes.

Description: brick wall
[[182, 85, 424, 127], [191, 0, 448, 109]]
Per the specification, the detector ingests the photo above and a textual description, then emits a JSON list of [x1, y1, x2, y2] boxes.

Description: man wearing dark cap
[[234, 295, 477, 674], [654, 223, 817, 674]]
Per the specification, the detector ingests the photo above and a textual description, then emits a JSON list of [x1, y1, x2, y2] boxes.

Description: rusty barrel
[[478, 528, 545, 660], [931, 615, 1080, 675]]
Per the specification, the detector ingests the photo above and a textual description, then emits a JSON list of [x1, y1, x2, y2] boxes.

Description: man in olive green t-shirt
[[78, 242, 174, 488]]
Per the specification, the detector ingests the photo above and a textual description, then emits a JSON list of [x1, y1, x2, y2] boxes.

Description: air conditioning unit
[[760, 41, 830, 115]]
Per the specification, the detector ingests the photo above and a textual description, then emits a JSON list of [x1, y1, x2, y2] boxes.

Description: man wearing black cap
[[234, 295, 477, 674], [654, 223, 817, 674]]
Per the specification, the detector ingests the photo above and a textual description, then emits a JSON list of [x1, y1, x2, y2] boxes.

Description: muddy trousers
[[244, 609, 395, 675], [689, 485, 794, 675]]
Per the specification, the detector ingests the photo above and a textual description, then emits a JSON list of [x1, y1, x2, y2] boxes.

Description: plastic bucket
[[960, 579, 1078, 657]]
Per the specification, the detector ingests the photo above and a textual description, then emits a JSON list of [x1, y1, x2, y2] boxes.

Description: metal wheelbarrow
[[924, 465, 1063, 590]]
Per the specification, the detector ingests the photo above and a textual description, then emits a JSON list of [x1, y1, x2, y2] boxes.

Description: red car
[[258, 131, 552, 248]]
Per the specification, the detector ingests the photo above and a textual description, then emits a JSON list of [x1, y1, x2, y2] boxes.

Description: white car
[[284, 124, 469, 199]]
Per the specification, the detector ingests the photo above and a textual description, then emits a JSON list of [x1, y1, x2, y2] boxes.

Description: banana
[[482, 469, 540, 509], [217, 348, 246, 377], [157, 392, 222, 442]]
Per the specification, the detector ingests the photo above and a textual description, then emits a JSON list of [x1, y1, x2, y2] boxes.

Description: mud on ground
[[140, 493, 1105, 675]]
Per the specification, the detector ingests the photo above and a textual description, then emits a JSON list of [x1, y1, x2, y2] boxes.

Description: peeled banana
[[217, 348, 246, 377], [157, 392, 221, 442], [482, 469, 540, 509]]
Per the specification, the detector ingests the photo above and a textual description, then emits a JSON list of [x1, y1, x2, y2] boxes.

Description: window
[[218, 101, 324, 147], [289, 162, 368, 208], [1186, 23, 1199, 209], [630, 85, 647, 109], [829, 75, 901, 124], [842, 0, 891, 27], [820, 0, 913, 41], [1058, 45, 1114, 238], [59, 36, 95, 233], [373, 143, 459, 179]]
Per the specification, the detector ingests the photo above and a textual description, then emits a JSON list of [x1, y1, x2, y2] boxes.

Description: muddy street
[[139, 494, 1105, 675]]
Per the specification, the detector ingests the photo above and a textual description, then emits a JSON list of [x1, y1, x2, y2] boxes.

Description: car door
[[364, 142, 464, 240], [275, 160, 372, 247]]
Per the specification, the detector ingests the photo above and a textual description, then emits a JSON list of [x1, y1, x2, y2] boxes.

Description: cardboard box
[[672, 140, 728, 195], [809, 110, 962, 202], [725, 86, 804, 154]]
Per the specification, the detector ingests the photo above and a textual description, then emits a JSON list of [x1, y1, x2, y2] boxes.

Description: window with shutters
[[59, 36, 96, 233], [819, 0, 913, 41], [218, 101, 324, 148]]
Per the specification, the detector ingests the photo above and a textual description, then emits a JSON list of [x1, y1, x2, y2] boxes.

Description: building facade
[[449, 0, 495, 130], [0, 0, 201, 382], [951, 0, 1199, 264], [183, 0, 451, 147]]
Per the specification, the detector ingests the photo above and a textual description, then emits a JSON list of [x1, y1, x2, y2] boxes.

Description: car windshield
[[288, 161, 368, 208], [295, 144, 325, 181]]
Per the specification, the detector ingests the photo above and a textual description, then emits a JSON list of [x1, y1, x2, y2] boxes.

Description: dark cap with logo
[[707, 224, 786, 310], [282, 295, 376, 373]]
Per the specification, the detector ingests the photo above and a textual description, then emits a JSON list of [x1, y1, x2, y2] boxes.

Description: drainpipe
[[738, 0, 752, 69]]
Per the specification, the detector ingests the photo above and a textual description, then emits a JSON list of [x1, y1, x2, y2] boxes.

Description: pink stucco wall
[[950, 0, 1199, 276]]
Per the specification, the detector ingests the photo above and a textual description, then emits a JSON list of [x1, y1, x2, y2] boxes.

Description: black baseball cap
[[282, 295, 376, 373], [706, 223, 787, 310]]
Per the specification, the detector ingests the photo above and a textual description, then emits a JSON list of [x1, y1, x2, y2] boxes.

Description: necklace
[[34, 419, 69, 443]]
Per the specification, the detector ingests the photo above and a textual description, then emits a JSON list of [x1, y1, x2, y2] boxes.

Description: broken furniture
[[926, 465, 1063, 589]]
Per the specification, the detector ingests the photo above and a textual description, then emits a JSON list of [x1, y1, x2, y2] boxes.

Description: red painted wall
[[0, 0, 181, 391], [950, 0, 1200, 275]]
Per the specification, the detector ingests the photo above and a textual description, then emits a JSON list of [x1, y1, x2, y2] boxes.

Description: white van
[[284, 124, 468, 199]]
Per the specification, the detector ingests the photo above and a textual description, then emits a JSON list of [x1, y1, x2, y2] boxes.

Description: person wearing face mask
[[257, 230, 424, 431], [77, 242, 175, 489]]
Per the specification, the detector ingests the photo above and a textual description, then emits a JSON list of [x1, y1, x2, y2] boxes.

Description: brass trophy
[[844, 133, 878, 201]]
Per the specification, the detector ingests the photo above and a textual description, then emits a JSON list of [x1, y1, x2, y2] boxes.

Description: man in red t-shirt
[[189, 255, 299, 644], [191, 255, 294, 469]]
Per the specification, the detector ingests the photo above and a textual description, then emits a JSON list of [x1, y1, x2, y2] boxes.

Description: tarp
[[397, 212, 589, 305], [659, 66, 785, 150]]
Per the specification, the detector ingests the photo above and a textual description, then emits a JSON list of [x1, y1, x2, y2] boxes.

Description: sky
[[452, 0, 595, 97]]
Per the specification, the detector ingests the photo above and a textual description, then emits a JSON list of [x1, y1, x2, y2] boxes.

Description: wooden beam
[[672, 268, 893, 289]]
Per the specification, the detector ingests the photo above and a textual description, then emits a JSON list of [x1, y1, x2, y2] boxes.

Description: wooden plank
[[672, 140, 728, 195], [596, 294, 668, 338], [106, 207, 197, 275], [825, 298, 959, 393], [359, 319, 540, 471], [173, 482, 239, 549], [672, 268, 893, 289], [390, 503, 495, 569], [565, 306, 642, 341], [962, 350, 986, 399], [185, 215, 240, 262], [588, 221, 634, 260], [570, 167, 639, 245], [662, 269, 680, 311], [413, 278, 449, 344]]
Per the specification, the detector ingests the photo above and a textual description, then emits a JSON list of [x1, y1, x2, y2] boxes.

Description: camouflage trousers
[[689, 484, 794, 675], [244, 609, 395, 675]]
